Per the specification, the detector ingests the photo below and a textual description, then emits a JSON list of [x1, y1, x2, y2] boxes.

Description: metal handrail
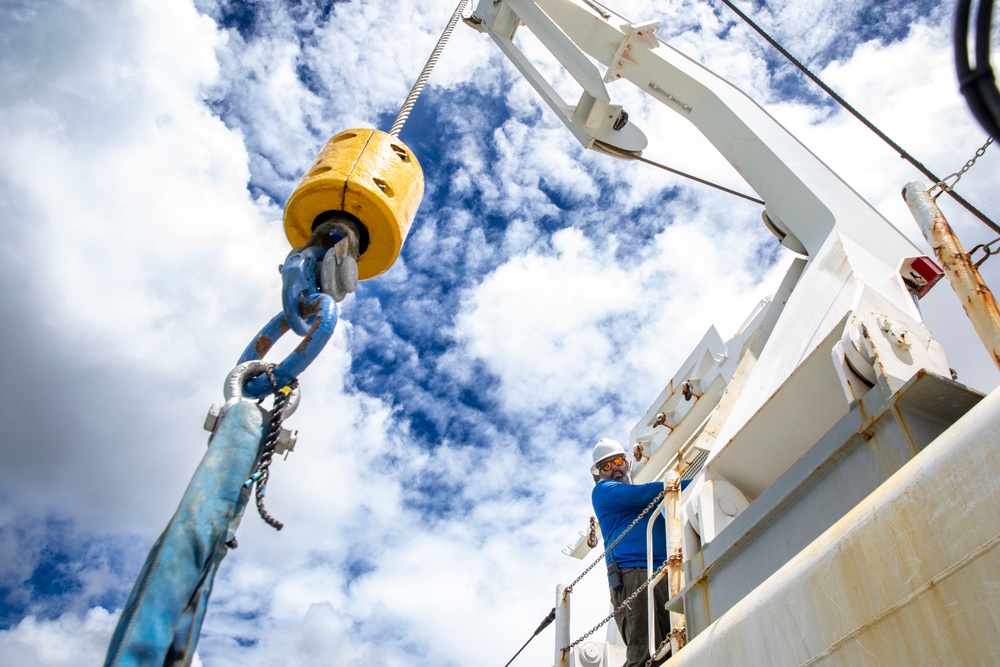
[[645, 475, 686, 660], [645, 494, 671, 660]]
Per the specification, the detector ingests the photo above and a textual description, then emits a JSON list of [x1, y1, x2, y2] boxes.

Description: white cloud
[[453, 199, 782, 422], [0, 0, 290, 536], [0, 608, 123, 667]]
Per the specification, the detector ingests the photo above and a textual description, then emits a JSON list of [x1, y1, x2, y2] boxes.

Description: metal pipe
[[644, 474, 686, 659], [646, 505, 661, 658], [665, 474, 687, 654], [904, 182, 1000, 369], [555, 584, 572, 667]]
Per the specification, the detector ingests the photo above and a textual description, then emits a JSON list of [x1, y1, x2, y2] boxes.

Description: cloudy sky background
[[1, 0, 998, 664]]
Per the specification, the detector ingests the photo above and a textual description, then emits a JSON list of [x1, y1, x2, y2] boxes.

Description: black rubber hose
[[956, 0, 1000, 139], [974, 0, 1000, 135]]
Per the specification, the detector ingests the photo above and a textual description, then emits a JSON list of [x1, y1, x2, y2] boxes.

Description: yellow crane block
[[283, 128, 424, 280]]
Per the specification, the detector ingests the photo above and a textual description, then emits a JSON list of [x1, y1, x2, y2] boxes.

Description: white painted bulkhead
[[667, 384, 1000, 666]]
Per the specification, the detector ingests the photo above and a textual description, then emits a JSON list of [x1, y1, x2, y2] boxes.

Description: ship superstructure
[[466, 0, 1000, 664]]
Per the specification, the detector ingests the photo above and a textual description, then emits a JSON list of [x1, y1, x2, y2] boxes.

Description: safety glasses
[[601, 456, 625, 472]]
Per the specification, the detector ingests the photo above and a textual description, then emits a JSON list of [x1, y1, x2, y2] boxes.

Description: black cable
[[502, 607, 556, 667], [632, 153, 765, 205], [593, 140, 765, 205], [955, 0, 998, 138], [956, 0, 1000, 139], [974, 0, 1000, 128], [717, 0, 1000, 235]]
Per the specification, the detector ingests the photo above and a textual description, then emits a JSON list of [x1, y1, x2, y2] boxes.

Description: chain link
[[969, 237, 1000, 268], [251, 369, 299, 531], [642, 635, 672, 667], [930, 137, 993, 199], [641, 625, 687, 667], [587, 516, 599, 548]]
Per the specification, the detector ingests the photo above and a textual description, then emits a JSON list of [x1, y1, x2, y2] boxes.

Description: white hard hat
[[591, 438, 627, 474]]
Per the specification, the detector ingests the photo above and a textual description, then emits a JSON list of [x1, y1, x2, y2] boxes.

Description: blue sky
[[1, 0, 998, 665]]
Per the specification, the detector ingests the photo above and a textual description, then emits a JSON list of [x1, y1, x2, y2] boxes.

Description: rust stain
[[295, 333, 314, 354], [694, 578, 711, 630], [299, 299, 322, 319], [254, 336, 273, 358], [926, 199, 1000, 370]]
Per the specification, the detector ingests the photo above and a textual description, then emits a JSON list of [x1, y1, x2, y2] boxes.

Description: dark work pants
[[610, 568, 671, 667]]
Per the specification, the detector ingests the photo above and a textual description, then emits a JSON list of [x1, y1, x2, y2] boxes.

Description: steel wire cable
[[501, 608, 556, 667], [632, 153, 764, 204], [593, 140, 764, 204], [716, 0, 1000, 235], [389, 0, 469, 137]]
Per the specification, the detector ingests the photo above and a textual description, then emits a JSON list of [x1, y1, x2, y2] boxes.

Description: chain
[[587, 516, 599, 548], [929, 137, 993, 199], [559, 480, 680, 660], [642, 633, 675, 667], [250, 369, 299, 531], [969, 237, 1000, 268], [565, 485, 672, 593], [566, 560, 670, 652]]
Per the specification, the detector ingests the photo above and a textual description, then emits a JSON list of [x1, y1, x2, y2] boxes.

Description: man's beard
[[611, 470, 631, 484]]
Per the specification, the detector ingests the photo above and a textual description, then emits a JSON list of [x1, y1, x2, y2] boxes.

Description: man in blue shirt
[[591, 438, 671, 667]]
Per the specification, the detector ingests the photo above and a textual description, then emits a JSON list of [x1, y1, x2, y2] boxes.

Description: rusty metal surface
[[665, 476, 686, 655], [905, 182, 1000, 369], [555, 583, 571, 667], [681, 371, 982, 640], [666, 383, 1000, 666]]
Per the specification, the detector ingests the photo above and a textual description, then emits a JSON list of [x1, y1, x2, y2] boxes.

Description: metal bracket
[[603, 20, 659, 83], [471, 0, 647, 152]]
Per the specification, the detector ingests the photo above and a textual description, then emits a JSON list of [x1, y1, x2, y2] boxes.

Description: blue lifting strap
[[105, 401, 267, 666]]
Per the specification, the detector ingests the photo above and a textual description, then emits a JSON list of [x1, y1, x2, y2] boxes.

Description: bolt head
[[204, 403, 223, 432], [275, 427, 298, 455]]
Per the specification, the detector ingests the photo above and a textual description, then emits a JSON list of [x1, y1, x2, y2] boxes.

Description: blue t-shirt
[[592, 480, 668, 571]]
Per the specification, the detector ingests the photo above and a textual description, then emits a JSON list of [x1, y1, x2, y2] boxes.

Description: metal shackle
[[224, 361, 301, 418]]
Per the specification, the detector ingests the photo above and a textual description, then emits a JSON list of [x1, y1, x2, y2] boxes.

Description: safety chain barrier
[[563, 487, 668, 594], [556, 478, 682, 665], [566, 560, 671, 653], [642, 628, 685, 667], [587, 516, 599, 548]]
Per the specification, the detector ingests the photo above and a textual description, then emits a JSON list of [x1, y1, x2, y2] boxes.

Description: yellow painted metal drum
[[283, 128, 424, 280]]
